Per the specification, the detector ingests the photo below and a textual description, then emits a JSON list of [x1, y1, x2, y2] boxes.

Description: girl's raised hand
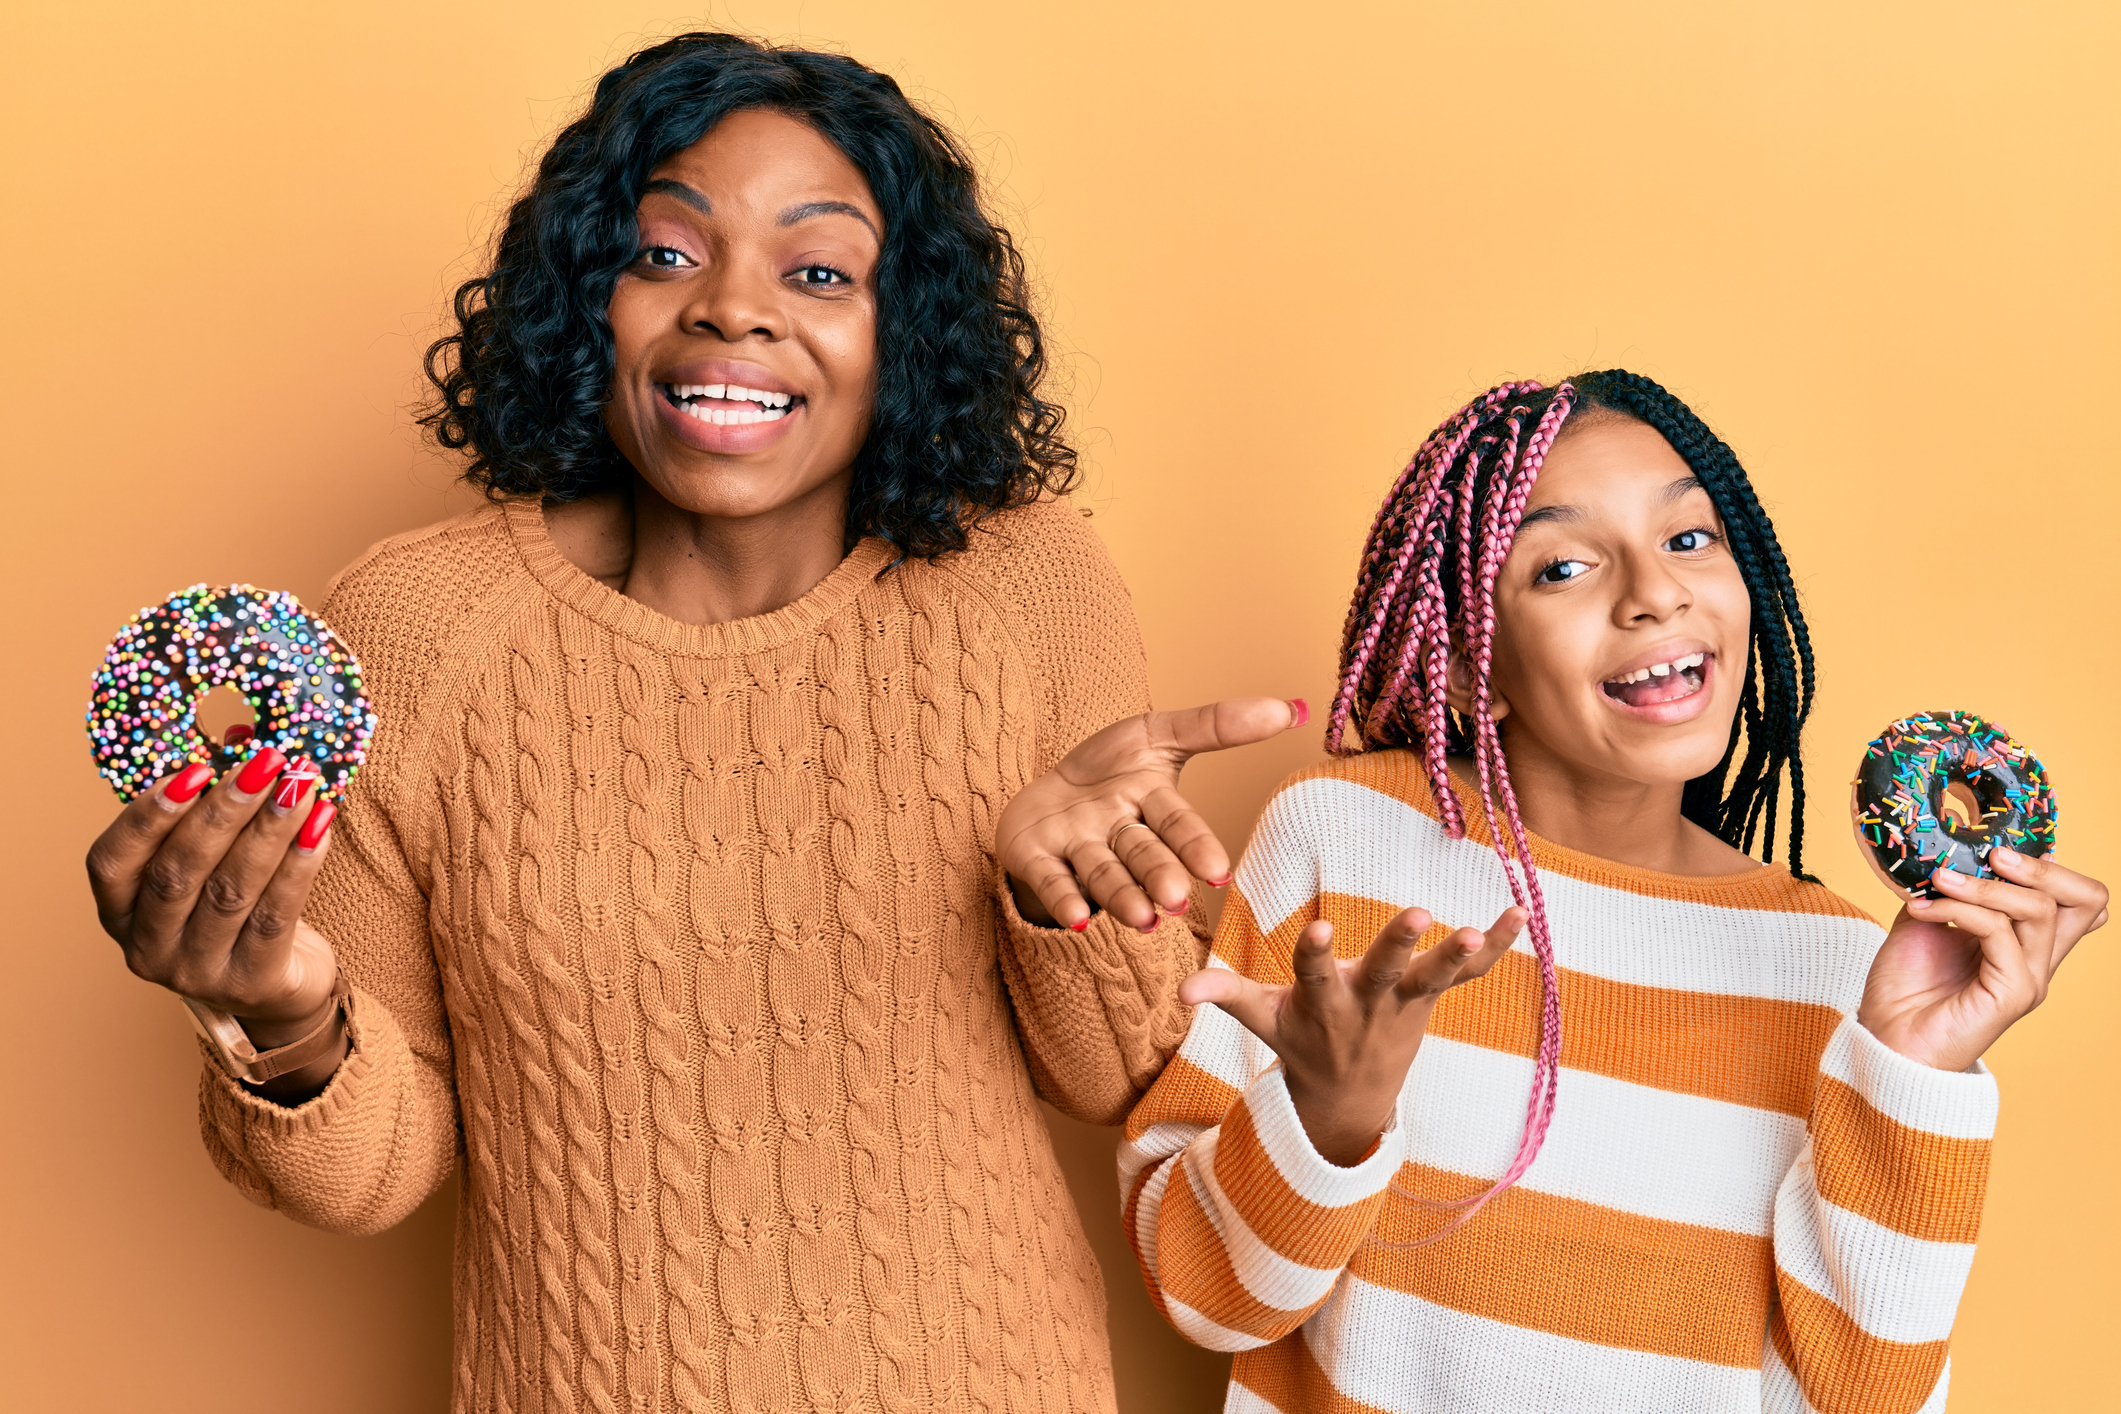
[[1858, 848, 2109, 1072], [1181, 905, 1525, 1165], [997, 697, 1308, 932]]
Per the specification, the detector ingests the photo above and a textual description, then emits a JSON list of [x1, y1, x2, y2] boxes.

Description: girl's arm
[[1120, 787, 1518, 1348]]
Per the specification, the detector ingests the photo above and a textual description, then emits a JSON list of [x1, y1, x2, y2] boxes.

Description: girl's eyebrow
[[1520, 475, 1707, 530]]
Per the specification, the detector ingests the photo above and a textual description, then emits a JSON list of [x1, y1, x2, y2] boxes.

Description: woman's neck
[[543, 474, 854, 628], [1449, 729, 1760, 877]]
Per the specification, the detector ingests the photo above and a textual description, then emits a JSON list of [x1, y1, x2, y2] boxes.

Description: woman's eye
[[637, 245, 693, 271], [794, 264, 851, 287], [1535, 559, 1588, 584], [1666, 528, 1720, 553]]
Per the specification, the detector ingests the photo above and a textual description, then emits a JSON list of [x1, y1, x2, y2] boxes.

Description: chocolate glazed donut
[[1852, 710, 2058, 899]]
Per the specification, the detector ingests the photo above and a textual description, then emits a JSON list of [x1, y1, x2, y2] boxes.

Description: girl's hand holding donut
[[1181, 906, 1526, 1164], [996, 697, 1308, 933], [84, 745, 345, 1098], [1858, 848, 2109, 1072]]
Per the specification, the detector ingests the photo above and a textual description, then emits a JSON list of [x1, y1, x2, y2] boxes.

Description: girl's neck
[[544, 473, 854, 628], [1450, 732, 1761, 877]]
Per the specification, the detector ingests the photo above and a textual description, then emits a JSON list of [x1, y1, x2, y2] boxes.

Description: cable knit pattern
[[193, 497, 1205, 1414]]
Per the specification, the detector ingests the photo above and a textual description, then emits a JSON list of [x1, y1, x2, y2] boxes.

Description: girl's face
[[602, 108, 883, 524], [1478, 415, 1751, 791]]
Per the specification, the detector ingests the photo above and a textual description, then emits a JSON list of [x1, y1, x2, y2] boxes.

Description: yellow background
[[3, 2, 2114, 1410]]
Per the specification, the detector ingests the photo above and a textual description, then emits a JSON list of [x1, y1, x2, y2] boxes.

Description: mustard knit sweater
[[196, 497, 1205, 1414]]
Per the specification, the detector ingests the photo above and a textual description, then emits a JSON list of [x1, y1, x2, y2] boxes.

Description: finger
[[1180, 966, 1288, 1044], [1991, 847, 2110, 967], [126, 745, 288, 965], [175, 765, 324, 990], [1351, 907, 1434, 998], [1065, 839, 1160, 933], [1013, 844, 1094, 932], [1137, 784, 1235, 889], [1905, 894, 2035, 995], [1145, 696, 1309, 763], [226, 796, 336, 990], [1927, 868, 2061, 925], [1110, 807, 1199, 913], [1396, 906, 1524, 1000], [1288, 919, 1341, 998], [85, 762, 217, 937]]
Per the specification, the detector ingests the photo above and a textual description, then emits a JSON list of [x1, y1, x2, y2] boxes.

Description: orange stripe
[[1216, 1094, 1391, 1270], [1155, 1156, 1311, 1341], [1229, 888, 1842, 1116], [1232, 1334, 1393, 1414], [1810, 1075, 1991, 1244], [1353, 1164, 1773, 1368], [1280, 750, 1874, 919], [1774, 1270, 1948, 1414], [1126, 1051, 1242, 1143]]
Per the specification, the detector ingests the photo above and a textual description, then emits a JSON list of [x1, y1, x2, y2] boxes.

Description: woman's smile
[[651, 357, 808, 454]]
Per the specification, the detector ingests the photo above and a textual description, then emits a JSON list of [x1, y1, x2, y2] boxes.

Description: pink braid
[[1325, 378, 1582, 1243]]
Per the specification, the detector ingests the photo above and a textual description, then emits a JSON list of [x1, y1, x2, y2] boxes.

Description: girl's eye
[[1535, 559, 1589, 584], [794, 264, 851, 287], [637, 245, 693, 271], [1665, 528, 1720, 553]]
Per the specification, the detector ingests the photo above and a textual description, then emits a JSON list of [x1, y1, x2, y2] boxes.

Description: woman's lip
[[1597, 652, 1718, 726], [653, 385, 803, 453]]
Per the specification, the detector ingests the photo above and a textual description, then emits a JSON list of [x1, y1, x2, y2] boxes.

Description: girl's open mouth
[[1601, 651, 1709, 708]]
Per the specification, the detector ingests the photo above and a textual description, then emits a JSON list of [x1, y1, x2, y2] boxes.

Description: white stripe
[[1222, 1381, 1285, 1414], [1306, 1274, 1763, 1412], [1261, 775, 1884, 1009], [1230, 784, 1322, 943], [1119, 1118, 1209, 1200], [1130, 1151, 1179, 1293], [1238, 1066, 1404, 1210], [1773, 1139, 1977, 1344], [1761, 1321, 1950, 1413], [1181, 1127, 1346, 1313], [1402, 1035, 1804, 1235], [1818, 1015, 1998, 1140], [1164, 1291, 1271, 1353]]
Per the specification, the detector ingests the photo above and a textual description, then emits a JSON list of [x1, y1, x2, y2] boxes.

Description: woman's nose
[[682, 266, 783, 343]]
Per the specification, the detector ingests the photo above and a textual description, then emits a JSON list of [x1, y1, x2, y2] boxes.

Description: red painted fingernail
[[233, 745, 287, 796], [221, 723, 254, 748], [273, 757, 322, 811], [1170, 899, 1190, 913], [163, 762, 215, 803], [296, 800, 337, 851], [1069, 918, 1089, 932], [1288, 698, 1310, 727], [1209, 874, 1234, 888]]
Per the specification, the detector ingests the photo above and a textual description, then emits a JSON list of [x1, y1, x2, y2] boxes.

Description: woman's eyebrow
[[642, 177, 711, 212], [780, 200, 880, 239]]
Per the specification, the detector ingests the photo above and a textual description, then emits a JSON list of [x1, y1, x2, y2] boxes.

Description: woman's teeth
[[1602, 652, 1708, 706], [664, 382, 794, 425]]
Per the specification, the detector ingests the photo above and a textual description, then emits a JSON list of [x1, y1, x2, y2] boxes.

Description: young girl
[[1117, 373, 2108, 1412]]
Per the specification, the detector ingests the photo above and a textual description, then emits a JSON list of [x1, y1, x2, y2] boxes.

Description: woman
[[84, 34, 1294, 1414]]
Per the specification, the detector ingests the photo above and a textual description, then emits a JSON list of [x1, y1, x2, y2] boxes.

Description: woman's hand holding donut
[[996, 697, 1309, 933], [1859, 848, 2109, 1072], [1181, 906, 1525, 1164], [85, 745, 345, 1099]]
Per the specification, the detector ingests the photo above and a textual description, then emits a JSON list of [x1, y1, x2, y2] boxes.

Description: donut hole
[[194, 683, 258, 749], [1941, 778, 1984, 831]]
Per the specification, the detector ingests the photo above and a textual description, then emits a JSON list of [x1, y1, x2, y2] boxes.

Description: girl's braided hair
[[1326, 370, 1815, 1230]]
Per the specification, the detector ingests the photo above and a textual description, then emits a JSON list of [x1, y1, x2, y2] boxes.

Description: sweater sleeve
[[969, 499, 1209, 1125], [1119, 784, 1399, 1350], [1762, 1015, 1997, 1413], [194, 538, 465, 1235]]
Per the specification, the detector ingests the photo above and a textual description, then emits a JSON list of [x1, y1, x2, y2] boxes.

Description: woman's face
[[1480, 415, 1752, 790], [603, 108, 883, 524]]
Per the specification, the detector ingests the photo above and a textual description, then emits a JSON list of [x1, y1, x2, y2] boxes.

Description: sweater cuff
[[1823, 1015, 1999, 1141], [197, 984, 392, 1135], [993, 872, 1197, 973]]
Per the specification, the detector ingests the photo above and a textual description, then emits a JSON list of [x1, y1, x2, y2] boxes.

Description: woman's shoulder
[[933, 495, 1128, 607]]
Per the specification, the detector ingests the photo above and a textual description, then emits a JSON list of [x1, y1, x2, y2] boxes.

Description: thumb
[[1150, 697, 1310, 762], [1179, 966, 1282, 1047]]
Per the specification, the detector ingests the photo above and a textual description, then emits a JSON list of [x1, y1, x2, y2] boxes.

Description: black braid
[[1568, 371, 1819, 881]]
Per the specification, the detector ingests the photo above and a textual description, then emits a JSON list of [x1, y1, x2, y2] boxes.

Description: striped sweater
[[1121, 751, 1997, 1414]]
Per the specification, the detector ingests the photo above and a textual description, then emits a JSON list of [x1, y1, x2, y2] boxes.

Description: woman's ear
[[1445, 648, 1511, 723]]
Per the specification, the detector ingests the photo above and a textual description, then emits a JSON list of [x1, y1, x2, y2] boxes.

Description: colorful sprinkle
[[85, 584, 375, 803], [1853, 710, 2057, 898]]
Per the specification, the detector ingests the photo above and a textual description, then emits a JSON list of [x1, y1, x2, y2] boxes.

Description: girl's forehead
[[1525, 419, 1700, 516]]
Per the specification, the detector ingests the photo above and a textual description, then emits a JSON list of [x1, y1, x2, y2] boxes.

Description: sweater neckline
[[502, 498, 894, 657]]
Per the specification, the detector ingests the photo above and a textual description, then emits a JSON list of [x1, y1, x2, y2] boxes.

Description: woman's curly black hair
[[420, 32, 1077, 558]]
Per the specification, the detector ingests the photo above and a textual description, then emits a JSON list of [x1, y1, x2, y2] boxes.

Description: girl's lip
[[653, 384, 803, 453], [1597, 652, 1718, 726]]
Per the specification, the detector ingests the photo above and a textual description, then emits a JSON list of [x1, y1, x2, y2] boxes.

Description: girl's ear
[[1445, 648, 1512, 723]]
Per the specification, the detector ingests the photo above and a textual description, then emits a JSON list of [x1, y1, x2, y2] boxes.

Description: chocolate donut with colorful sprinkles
[[1852, 710, 2059, 900]]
